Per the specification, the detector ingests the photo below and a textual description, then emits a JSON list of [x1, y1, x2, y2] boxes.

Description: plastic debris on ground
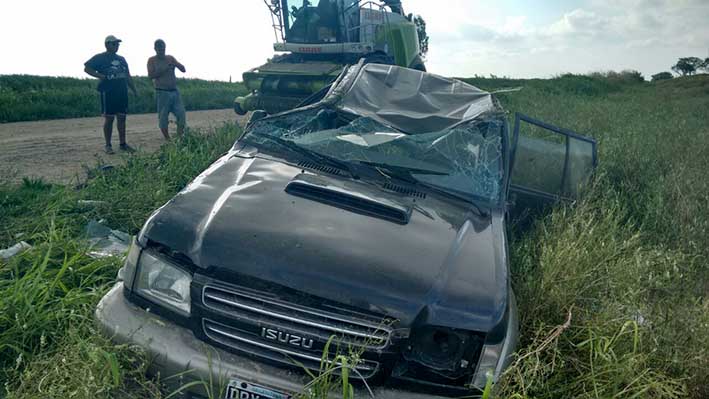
[[85, 219, 131, 258], [0, 241, 32, 260], [78, 200, 108, 207]]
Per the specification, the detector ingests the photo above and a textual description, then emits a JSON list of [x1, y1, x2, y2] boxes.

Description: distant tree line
[[651, 72, 673, 82], [653, 57, 709, 82], [410, 14, 429, 58], [671, 57, 708, 76], [588, 70, 645, 83]]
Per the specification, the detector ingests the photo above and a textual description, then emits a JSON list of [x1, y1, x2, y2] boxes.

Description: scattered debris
[[0, 241, 32, 260], [78, 200, 108, 207], [633, 310, 650, 327], [85, 220, 131, 258], [83, 164, 116, 175]]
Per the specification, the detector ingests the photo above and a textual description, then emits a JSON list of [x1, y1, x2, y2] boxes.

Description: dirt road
[[0, 109, 244, 185]]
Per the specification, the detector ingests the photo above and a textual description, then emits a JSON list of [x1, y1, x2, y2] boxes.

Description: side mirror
[[245, 110, 269, 129]]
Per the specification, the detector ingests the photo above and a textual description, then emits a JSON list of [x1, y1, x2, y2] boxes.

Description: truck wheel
[[234, 101, 247, 115]]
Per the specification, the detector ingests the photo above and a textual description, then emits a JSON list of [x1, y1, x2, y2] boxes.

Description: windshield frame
[[281, 0, 294, 33]]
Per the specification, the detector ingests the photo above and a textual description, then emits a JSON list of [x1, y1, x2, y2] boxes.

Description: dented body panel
[[140, 153, 508, 334]]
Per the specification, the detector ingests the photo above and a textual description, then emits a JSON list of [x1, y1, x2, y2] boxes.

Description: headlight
[[134, 250, 192, 316]]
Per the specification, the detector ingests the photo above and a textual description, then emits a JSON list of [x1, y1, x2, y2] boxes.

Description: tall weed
[[1, 124, 243, 397], [0, 221, 120, 383], [499, 187, 705, 398]]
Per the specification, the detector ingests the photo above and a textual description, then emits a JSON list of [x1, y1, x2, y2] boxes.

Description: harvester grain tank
[[235, 0, 425, 115]]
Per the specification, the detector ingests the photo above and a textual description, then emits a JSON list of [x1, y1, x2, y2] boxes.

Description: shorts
[[156, 89, 186, 130], [100, 88, 128, 116]]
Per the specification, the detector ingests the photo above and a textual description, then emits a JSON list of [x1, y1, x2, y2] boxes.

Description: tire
[[234, 101, 247, 115]]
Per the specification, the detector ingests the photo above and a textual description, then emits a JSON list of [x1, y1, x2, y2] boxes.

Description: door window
[[509, 113, 597, 204]]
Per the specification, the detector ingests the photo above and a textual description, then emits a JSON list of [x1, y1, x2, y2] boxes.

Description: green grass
[[491, 74, 709, 398], [0, 75, 247, 123], [1, 74, 708, 398], [1, 124, 242, 398]]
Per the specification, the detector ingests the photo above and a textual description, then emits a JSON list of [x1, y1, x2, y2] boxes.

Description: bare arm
[[84, 66, 106, 80], [170, 56, 186, 73]]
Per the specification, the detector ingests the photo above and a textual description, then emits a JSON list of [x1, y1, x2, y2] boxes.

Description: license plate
[[225, 378, 293, 399]]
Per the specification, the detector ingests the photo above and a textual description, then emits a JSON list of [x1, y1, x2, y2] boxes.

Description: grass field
[[0, 75, 247, 123], [0, 73, 708, 398]]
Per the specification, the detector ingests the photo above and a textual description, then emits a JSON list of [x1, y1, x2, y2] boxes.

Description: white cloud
[[421, 0, 709, 78], [0, 0, 707, 80], [544, 9, 609, 37], [0, 0, 277, 81], [501, 16, 528, 35]]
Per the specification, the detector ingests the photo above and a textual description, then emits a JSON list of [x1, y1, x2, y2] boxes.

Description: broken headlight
[[471, 341, 505, 389], [134, 251, 192, 316], [396, 326, 484, 386], [472, 292, 519, 389]]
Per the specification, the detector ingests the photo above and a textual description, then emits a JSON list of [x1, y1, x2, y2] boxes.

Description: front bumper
[[96, 282, 455, 399]]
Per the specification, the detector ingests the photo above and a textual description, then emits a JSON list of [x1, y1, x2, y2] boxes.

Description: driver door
[[507, 113, 598, 213]]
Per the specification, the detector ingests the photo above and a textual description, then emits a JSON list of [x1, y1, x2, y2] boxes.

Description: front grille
[[201, 284, 393, 379], [204, 319, 380, 379]]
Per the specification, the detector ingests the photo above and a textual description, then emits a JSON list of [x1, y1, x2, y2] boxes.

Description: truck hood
[[140, 151, 509, 332]]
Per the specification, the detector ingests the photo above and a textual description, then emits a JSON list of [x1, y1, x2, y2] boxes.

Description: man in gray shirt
[[147, 39, 187, 140]]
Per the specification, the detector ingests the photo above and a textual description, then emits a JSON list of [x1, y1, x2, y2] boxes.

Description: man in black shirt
[[84, 35, 138, 154]]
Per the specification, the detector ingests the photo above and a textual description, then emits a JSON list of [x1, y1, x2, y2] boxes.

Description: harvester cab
[[234, 0, 424, 115]]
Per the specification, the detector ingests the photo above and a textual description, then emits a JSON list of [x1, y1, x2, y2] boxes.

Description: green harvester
[[235, 0, 425, 115]]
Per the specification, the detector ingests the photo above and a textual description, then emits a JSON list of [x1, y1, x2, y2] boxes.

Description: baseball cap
[[104, 35, 122, 43]]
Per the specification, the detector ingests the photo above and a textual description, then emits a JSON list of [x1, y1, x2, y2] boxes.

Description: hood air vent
[[382, 182, 427, 199], [286, 181, 411, 225], [298, 161, 343, 176]]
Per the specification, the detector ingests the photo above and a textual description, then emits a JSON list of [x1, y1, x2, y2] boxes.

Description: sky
[[1, 0, 708, 81]]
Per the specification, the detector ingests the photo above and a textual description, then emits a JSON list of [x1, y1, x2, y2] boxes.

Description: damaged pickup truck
[[96, 62, 597, 398]]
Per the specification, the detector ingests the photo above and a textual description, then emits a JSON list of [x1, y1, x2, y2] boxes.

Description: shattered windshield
[[242, 107, 506, 204]]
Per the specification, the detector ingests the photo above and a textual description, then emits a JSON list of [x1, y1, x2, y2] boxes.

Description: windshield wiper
[[249, 134, 359, 178], [356, 160, 489, 218]]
